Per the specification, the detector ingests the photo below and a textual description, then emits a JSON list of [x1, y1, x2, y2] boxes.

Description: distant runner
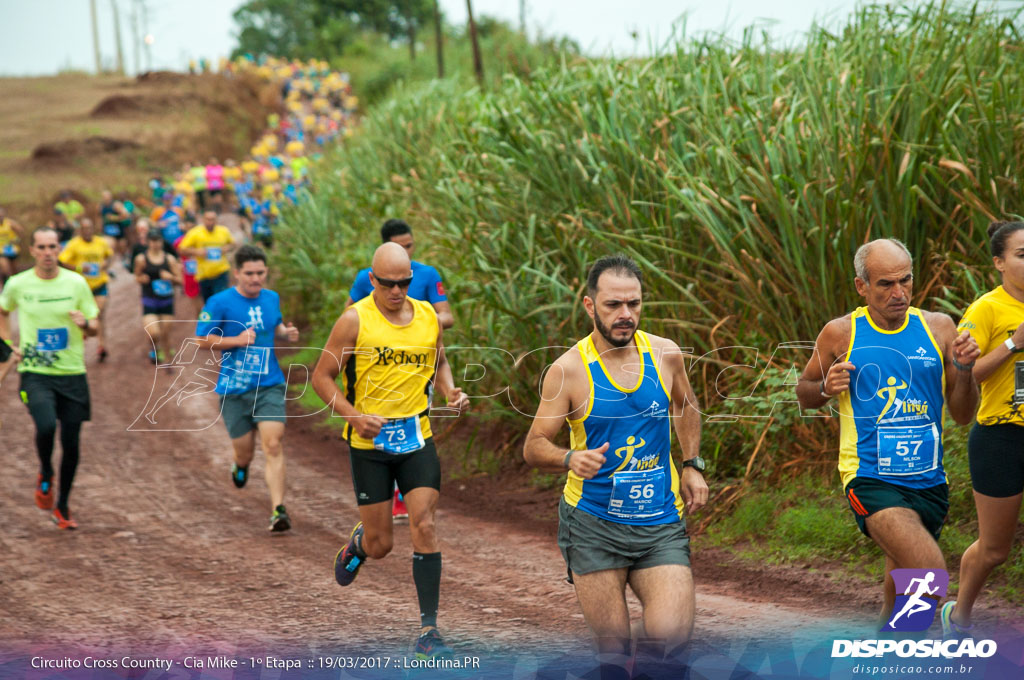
[[134, 228, 182, 363], [178, 211, 236, 302], [59, 218, 114, 362], [0, 206, 25, 285]]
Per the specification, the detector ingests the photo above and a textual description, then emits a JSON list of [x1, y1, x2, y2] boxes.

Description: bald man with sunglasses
[[313, 242, 468, 660]]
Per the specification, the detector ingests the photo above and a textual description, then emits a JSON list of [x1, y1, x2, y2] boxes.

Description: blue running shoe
[[940, 601, 973, 640], [231, 463, 249, 489], [334, 522, 365, 586], [415, 628, 453, 660]]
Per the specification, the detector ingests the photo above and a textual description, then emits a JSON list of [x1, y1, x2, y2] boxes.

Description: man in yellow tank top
[[523, 255, 708, 669], [312, 242, 468, 660]]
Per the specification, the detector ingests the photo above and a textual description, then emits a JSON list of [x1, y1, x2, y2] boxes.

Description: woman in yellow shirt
[[0, 206, 25, 284], [944, 221, 1024, 637]]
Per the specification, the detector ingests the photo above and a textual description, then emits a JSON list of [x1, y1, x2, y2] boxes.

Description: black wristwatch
[[681, 456, 706, 473]]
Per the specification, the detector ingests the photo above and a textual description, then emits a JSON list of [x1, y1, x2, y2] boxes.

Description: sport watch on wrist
[[681, 456, 706, 472], [1005, 338, 1022, 353]]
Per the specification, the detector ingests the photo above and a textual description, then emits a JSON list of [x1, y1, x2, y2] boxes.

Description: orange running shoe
[[35, 475, 54, 510], [52, 508, 78, 530]]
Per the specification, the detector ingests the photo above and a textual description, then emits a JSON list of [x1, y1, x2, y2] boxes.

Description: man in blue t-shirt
[[346, 219, 454, 329], [346, 218, 456, 520], [194, 245, 299, 532]]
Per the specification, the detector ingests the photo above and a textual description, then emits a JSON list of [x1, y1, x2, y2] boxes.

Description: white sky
[[0, 1, 1014, 76]]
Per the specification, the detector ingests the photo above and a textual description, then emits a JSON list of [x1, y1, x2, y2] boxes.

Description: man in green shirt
[[0, 227, 99, 530]]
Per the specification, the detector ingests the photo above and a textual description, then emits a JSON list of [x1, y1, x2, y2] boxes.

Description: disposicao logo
[[883, 568, 947, 632]]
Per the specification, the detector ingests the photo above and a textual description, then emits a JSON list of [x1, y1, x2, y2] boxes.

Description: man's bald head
[[371, 241, 412, 279], [854, 238, 912, 283]]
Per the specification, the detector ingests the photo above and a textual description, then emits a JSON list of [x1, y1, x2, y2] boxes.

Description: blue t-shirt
[[195, 288, 285, 395], [349, 260, 447, 304]]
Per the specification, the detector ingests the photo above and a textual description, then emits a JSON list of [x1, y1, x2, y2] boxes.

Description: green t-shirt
[[0, 268, 99, 375], [54, 199, 84, 219]]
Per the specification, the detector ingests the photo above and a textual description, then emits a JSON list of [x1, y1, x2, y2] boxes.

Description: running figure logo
[[247, 306, 264, 330], [882, 568, 949, 631], [876, 376, 908, 422]]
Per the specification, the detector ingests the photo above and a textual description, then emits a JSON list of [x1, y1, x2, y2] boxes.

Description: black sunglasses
[[372, 272, 413, 289]]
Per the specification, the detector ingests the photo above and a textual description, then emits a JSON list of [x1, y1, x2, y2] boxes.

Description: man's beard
[[594, 314, 637, 348]]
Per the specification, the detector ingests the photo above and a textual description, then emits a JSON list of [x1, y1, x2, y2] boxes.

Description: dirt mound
[[31, 136, 144, 162], [134, 70, 191, 85], [90, 94, 183, 117]]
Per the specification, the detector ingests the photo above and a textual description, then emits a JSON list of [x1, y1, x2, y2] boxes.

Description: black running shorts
[[968, 423, 1024, 497], [844, 477, 948, 540], [20, 372, 91, 426], [348, 439, 440, 505]]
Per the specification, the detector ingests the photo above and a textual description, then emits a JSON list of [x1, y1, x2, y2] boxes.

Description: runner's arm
[[431, 327, 467, 410], [431, 300, 454, 330], [796, 318, 851, 409], [166, 255, 183, 285], [311, 308, 363, 422], [133, 253, 149, 284], [663, 342, 708, 513], [523, 354, 608, 478], [931, 312, 979, 425]]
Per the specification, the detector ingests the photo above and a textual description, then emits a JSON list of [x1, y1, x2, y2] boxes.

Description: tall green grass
[[276, 2, 1022, 484]]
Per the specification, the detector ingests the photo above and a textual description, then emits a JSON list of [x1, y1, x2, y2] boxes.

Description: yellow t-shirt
[[59, 236, 113, 290], [223, 166, 242, 182], [285, 140, 305, 157], [0, 218, 20, 254], [241, 160, 260, 176], [178, 225, 233, 281], [345, 296, 439, 450], [959, 286, 1024, 426]]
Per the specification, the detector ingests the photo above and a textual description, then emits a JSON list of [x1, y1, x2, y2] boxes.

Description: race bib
[[103, 223, 121, 237], [206, 247, 222, 261], [608, 468, 666, 520], [184, 259, 198, 275], [877, 424, 939, 476], [373, 415, 425, 455], [37, 327, 69, 352], [151, 279, 174, 297], [1015, 361, 1024, 405], [81, 262, 100, 278], [236, 346, 270, 375], [2, 243, 18, 257]]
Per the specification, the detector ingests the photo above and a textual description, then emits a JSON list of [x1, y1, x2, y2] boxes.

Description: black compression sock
[[412, 552, 442, 629]]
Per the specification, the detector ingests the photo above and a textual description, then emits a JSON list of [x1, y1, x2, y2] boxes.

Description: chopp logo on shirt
[[883, 568, 947, 632]]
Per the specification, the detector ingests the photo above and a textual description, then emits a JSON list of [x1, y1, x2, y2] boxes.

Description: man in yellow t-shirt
[[178, 210, 235, 302], [0, 206, 25, 284], [58, 218, 114, 361]]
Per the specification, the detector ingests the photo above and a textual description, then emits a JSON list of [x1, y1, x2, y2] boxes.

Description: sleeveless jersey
[[838, 307, 947, 489], [345, 295, 439, 451], [562, 330, 683, 525]]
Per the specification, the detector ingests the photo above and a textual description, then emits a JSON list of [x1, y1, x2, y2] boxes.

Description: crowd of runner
[[1, 53, 1023, 672]]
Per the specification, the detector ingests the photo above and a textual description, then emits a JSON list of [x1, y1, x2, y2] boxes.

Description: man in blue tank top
[[797, 239, 980, 627], [523, 255, 708, 667]]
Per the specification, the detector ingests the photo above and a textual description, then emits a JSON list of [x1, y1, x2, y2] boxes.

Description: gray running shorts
[[218, 383, 287, 439], [557, 497, 690, 581]]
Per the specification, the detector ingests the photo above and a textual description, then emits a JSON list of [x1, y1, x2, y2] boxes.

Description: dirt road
[[0, 249, 1019, 678]]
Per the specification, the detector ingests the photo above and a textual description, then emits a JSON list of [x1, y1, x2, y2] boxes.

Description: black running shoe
[[269, 505, 291, 532], [415, 628, 453, 660], [231, 463, 248, 489], [333, 522, 364, 586]]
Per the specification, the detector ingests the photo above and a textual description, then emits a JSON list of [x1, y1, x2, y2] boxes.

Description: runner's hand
[[446, 387, 469, 413], [952, 330, 980, 366], [68, 310, 87, 329], [139, 274, 151, 284], [351, 413, 385, 439], [823, 361, 856, 397], [569, 442, 608, 480], [234, 327, 257, 347], [680, 467, 709, 515], [282, 322, 299, 342]]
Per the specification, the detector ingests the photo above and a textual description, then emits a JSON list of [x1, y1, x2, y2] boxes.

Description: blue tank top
[[838, 307, 947, 489], [562, 331, 683, 525]]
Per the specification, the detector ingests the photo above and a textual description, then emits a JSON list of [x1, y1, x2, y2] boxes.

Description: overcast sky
[[0, 1, 1014, 76]]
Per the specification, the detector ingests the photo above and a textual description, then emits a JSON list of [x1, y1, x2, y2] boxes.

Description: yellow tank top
[[0, 219, 18, 250], [345, 295, 439, 450]]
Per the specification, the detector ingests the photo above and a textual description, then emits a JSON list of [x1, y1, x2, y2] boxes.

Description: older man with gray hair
[[796, 238, 980, 628]]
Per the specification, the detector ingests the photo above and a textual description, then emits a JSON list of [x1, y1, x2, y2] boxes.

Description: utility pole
[[130, 0, 140, 75], [466, 0, 484, 87], [111, 0, 126, 75], [519, 0, 526, 36], [433, 0, 444, 78], [90, 0, 102, 74], [141, 0, 152, 71]]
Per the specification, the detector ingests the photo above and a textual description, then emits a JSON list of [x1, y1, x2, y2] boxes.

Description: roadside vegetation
[[275, 2, 1024, 600]]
